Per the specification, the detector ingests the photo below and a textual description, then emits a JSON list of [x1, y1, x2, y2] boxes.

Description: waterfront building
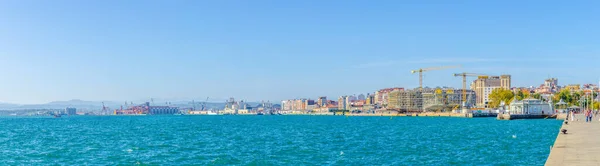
[[351, 100, 365, 106], [338, 96, 347, 110], [313, 104, 339, 113], [583, 84, 598, 93], [535, 78, 560, 94], [386, 88, 475, 112], [328, 100, 337, 106], [375, 87, 403, 105], [565, 84, 581, 91], [471, 75, 511, 108], [303, 99, 315, 111], [115, 102, 179, 115], [507, 98, 553, 115], [349, 95, 357, 102], [149, 106, 180, 115], [358, 94, 366, 101], [366, 94, 375, 105], [65, 107, 77, 115], [344, 96, 351, 110], [281, 100, 293, 111], [317, 96, 327, 107], [293, 99, 306, 111], [236, 109, 249, 114], [281, 99, 315, 111], [387, 89, 402, 109], [545, 78, 558, 88]]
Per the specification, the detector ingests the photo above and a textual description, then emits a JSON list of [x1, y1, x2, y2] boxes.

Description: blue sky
[[1, 0, 599, 104]]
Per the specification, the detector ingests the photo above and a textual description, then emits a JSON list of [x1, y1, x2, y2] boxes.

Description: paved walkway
[[546, 114, 600, 166]]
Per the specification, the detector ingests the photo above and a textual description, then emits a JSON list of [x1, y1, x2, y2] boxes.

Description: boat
[[54, 114, 61, 118], [257, 112, 264, 115]]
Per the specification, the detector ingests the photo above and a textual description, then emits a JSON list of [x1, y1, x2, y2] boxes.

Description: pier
[[546, 114, 600, 166], [496, 113, 554, 120]]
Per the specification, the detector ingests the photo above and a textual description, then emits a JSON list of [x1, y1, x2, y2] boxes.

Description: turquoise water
[[0, 116, 561, 165]]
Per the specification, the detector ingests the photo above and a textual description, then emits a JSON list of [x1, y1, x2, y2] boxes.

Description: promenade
[[546, 114, 600, 166]]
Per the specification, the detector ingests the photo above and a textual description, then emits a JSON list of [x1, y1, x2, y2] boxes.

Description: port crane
[[411, 65, 461, 90], [102, 102, 110, 115], [201, 97, 209, 111], [453, 73, 489, 107], [191, 100, 196, 111]]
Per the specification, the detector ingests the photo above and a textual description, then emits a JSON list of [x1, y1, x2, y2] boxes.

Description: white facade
[[65, 107, 77, 115], [483, 87, 500, 107], [508, 98, 553, 115], [149, 107, 179, 115]]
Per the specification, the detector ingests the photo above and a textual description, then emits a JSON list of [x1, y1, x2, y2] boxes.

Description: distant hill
[[0, 99, 265, 112]]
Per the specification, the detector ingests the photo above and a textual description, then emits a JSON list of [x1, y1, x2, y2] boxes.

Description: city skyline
[[1, 0, 599, 104]]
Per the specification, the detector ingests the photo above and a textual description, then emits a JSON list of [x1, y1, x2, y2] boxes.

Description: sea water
[[0, 116, 562, 165]]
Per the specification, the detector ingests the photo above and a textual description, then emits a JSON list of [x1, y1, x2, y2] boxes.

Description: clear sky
[[1, 0, 599, 104]]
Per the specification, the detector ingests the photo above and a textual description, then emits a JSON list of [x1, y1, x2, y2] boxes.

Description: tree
[[488, 88, 514, 108], [532, 93, 542, 100], [516, 91, 525, 101], [555, 89, 575, 106], [515, 90, 531, 101]]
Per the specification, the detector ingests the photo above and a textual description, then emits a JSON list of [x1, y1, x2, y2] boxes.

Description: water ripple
[[0, 116, 561, 165]]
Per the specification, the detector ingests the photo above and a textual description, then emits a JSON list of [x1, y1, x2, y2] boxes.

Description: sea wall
[[497, 113, 554, 120]]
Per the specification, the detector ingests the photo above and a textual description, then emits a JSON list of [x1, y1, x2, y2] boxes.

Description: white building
[[482, 87, 499, 106], [508, 98, 553, 115], [65, 107, 77, 115]]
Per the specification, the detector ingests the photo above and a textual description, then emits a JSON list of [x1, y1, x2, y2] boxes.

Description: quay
[[546, 114, 600, 166], [294, 112, 496, 118], [496, 113, 555, 120]]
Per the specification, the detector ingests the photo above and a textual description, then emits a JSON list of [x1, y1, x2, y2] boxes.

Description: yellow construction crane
[[453, 73, 489, 105], [411, 65, 461, 90]]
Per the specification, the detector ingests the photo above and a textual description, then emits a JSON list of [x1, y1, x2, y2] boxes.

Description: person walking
[[585, 110, 590, 122], [587, 109, 593, 122]]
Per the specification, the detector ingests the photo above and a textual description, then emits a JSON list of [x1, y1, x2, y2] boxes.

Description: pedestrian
[[587, 109, 593, 122], [585, 110, 590, 122]]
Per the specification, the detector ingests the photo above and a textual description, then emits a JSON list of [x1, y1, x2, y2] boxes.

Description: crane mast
[[411, 65, 461, 90], [453, 72, 489, 108]]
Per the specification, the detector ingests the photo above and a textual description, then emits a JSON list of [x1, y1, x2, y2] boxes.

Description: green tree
[[532, 93, 542, 100], [488, 88, 514, 108], [555, 89, 575, 106], [516, 91, 525, 101], [515, 90, 532, 101]]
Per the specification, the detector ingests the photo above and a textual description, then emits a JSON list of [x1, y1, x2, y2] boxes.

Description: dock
[[546, 114, 600, 165], [496, 113, 554, 120]]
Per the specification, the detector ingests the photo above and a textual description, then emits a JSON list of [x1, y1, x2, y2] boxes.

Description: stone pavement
[[546, 114, 600, 166]]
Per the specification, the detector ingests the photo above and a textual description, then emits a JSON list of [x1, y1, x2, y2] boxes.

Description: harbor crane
[[102, 102, 110, 115], [453, 73, 489, 106], [191, 100, 196, 111], [411, 65, 461, 90], [201, 97, 209, 111]]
